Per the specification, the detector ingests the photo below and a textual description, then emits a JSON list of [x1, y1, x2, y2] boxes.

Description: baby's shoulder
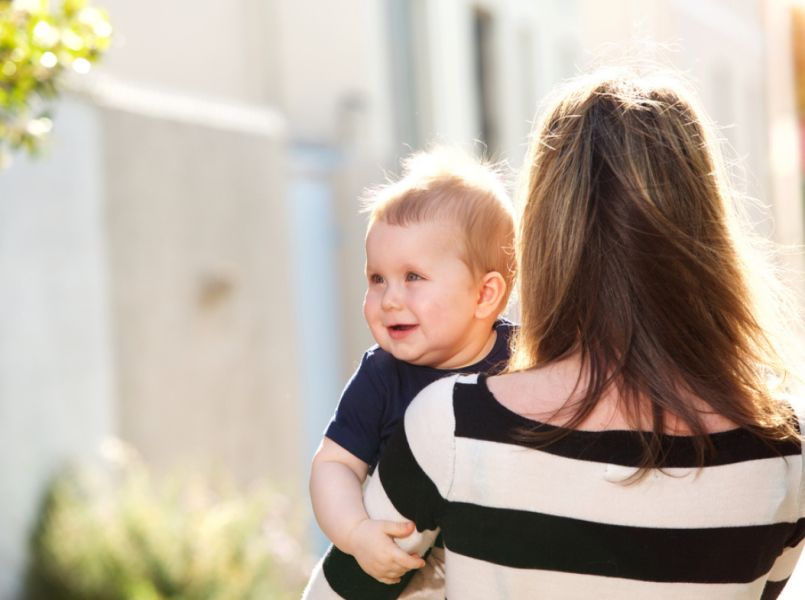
[[496, 316, 517, 328], [495, 317, 518, 338], [362, 344, 399, 372], [356, 344, 405, 387]]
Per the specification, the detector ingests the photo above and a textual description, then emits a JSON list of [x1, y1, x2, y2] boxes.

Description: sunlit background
[[2, 0, 805, 598]]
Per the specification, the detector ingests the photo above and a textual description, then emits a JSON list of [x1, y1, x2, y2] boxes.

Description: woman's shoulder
[[404, 373, 497, 442], [405, 373, 465, 426], [402, 374, 470, 495], [486, 365, 583, 426]]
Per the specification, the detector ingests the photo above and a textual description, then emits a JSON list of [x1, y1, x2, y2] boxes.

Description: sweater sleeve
[[302, 375, 458, 600], [761, 408, 805, 599], [368, 374, 458, 552]]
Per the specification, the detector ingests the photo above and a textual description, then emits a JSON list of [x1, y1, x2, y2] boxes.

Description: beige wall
[[99, 0, 281, 105], [84, 0, 314, 493], [94, 87, 303, 490], [272, 0, 395, 152]]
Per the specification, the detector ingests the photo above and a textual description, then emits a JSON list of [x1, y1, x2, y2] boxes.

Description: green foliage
[[25, 443, 312, 600], [0, 0, 111, 164]]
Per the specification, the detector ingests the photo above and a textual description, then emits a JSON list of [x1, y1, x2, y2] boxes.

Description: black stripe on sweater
[[441, 502, 805, 584], [321, 544, 415, 600], [378, 418, 447, 531], [322, 422, 448, 600], [761, 578, 789, 600], [455, 376, 802, 467]]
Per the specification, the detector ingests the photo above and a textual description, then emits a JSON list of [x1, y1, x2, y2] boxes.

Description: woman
[[309, 70, 805, 599]]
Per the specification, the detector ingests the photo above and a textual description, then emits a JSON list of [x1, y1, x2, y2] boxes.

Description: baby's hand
[[347, 518, 426, 584]]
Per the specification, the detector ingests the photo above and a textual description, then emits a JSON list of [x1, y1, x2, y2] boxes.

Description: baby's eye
[[369, 273, 384, 284], [405, 272, 424, 282]]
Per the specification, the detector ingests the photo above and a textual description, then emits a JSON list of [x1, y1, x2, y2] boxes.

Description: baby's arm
[[310, 437, 426, 584]]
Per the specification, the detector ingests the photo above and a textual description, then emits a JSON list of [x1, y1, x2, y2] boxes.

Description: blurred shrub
[[24, 440, 312, 600], [0, 0, 111, 164]]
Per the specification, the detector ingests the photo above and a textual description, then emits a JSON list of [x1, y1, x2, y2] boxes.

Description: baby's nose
[[381, 285, 403, 310]]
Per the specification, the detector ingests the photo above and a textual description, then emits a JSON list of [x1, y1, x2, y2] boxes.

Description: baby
[[305, 148, 515, 599]]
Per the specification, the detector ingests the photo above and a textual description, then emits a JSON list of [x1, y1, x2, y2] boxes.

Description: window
[[386, 0, 430, 150], [518, 27, 538, 132], [472, 7, 499, 156]]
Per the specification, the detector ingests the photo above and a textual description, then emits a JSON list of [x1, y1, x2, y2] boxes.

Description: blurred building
[[1, 0, 803, 597]]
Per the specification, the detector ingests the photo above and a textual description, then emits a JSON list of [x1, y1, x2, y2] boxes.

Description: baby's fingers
[[382, 520, 415, 539], [373, 561, 407, 583], [392, 548, 426, 571]]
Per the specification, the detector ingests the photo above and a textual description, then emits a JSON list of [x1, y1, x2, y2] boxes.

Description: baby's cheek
[[433, 292, 466, 313], [362, 292, 377, 319]]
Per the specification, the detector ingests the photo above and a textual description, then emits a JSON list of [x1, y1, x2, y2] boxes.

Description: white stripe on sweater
[[449, 436, 802, 528], [442, 549, 770, 600]]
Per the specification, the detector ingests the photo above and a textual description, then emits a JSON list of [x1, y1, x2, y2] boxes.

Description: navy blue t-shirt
[[325, 318, 515, 468]]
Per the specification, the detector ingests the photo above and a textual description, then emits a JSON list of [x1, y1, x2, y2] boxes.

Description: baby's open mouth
[[387, 324, 418, 339]]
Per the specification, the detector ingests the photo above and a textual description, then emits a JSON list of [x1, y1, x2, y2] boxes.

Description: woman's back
[[413, 373, 805, 599]]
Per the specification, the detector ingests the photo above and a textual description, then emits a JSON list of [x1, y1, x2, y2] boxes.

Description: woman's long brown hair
[[511, 70, 799, 471]]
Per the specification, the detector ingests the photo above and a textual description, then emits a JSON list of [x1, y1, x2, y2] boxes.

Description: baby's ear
[[475, 271, 506, 319]]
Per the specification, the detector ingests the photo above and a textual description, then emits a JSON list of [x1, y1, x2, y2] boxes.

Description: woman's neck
[[489, 355, 738, 435]]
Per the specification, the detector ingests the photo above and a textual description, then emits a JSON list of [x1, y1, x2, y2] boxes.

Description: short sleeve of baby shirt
[[324, 347, 395, 466]]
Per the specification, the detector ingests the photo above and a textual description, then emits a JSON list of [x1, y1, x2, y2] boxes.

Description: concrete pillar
[[0, 98, 115, 600]]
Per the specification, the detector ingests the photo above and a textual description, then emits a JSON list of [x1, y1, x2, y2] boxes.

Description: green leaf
[[0, 0, 111, 164]]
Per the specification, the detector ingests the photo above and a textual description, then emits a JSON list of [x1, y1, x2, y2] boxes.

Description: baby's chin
[[386, 347, 443, 368], [375, 341, 425, 364], [371, 329, 445, 366]]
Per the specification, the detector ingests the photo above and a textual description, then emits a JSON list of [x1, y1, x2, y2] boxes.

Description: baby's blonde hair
[[364, 147, 516, 305]]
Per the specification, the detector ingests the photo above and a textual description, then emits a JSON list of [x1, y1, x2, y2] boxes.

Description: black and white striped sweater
[[305, 373, 805, 600]]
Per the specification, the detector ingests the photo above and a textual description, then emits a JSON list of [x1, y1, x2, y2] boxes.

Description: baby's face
[[363, 220, 483, 369]]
